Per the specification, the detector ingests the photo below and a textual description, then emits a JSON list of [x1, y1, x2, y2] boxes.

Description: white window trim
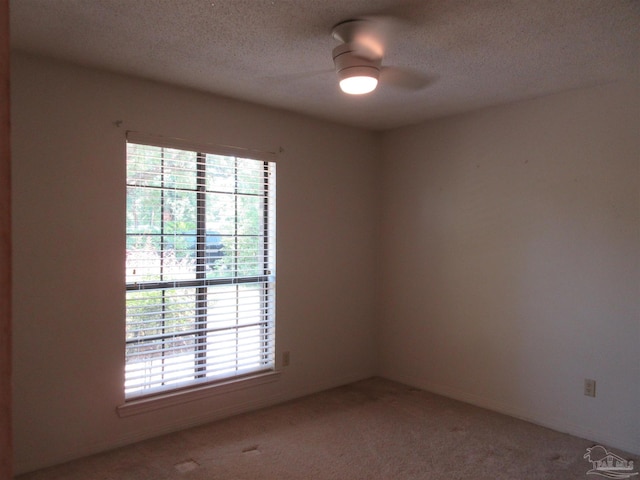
[[123, 131, 278, 403], [117, 370, 282, 417], [126, 131, 278, 163]]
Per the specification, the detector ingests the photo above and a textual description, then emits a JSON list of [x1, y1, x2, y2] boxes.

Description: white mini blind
[[125, 137, 276, 399]]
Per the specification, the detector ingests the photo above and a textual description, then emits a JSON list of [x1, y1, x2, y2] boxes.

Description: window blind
[[125, 138, 276, 399]]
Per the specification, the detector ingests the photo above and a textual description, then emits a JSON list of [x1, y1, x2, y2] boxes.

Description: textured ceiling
[[9, 0, 640, 130]]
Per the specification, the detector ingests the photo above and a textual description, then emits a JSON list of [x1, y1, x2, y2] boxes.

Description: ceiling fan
[[331, 17, 431, 95]]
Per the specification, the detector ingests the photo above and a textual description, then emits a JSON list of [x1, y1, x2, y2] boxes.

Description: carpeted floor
[[16, 377, 638, 479]]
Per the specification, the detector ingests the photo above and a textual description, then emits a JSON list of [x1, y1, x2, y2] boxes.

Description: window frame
[[122, 132, 277, 405]]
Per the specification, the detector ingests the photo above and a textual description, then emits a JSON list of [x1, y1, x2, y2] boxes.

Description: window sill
[[116, 370, 281, 418]]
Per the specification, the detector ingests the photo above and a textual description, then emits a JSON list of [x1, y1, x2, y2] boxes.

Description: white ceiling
[[9, 0, 640, 130]]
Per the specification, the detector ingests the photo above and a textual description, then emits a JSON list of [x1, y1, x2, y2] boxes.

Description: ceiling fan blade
[[380, 66, 436, 91]]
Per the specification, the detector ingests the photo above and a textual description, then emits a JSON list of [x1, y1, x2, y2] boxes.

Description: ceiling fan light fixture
[[332, 42, 381, 95], [338, 66, 379, 95]]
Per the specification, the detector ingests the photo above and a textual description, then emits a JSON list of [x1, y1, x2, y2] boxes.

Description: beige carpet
[[17, 377, 638, 479]]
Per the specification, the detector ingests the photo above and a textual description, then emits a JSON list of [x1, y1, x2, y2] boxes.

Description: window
[[125, 134, 276, 399]]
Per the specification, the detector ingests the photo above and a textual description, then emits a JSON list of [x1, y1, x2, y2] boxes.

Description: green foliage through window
[[125, 139, 276, 398]]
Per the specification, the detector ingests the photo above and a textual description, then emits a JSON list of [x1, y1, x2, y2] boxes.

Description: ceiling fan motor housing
[[332, 43, 381, 83]]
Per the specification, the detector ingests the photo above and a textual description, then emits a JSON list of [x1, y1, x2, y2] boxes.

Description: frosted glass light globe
[[339, 75, 378, 95]]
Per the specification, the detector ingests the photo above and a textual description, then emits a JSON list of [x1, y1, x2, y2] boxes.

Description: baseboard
[[111, 371, 372, 448], [382, 372, 640, 456], [15, 370, 373, 475]]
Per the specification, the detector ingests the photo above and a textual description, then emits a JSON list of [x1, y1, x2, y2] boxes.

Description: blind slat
[[125, 140, 276, 399]]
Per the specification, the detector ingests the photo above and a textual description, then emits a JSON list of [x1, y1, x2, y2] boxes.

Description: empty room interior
[[5, 0, 640, 478]]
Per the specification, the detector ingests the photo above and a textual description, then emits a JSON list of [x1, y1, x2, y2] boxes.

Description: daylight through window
[[125, 137, 276, 398]]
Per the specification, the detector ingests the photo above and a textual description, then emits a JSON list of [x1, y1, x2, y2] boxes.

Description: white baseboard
[[15, 370, 372, 475], [112, 371, 371, 448], [382, 372, 640, 456]]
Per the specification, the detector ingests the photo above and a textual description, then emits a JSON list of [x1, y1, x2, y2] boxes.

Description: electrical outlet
[[282, 351, 290, 367], [584, 379, 596, 397]]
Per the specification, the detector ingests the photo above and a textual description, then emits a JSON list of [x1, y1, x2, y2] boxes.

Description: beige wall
[[11, 52, 640, 474], [11, 53, 378, 473], [379, 81, 640, 454]]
